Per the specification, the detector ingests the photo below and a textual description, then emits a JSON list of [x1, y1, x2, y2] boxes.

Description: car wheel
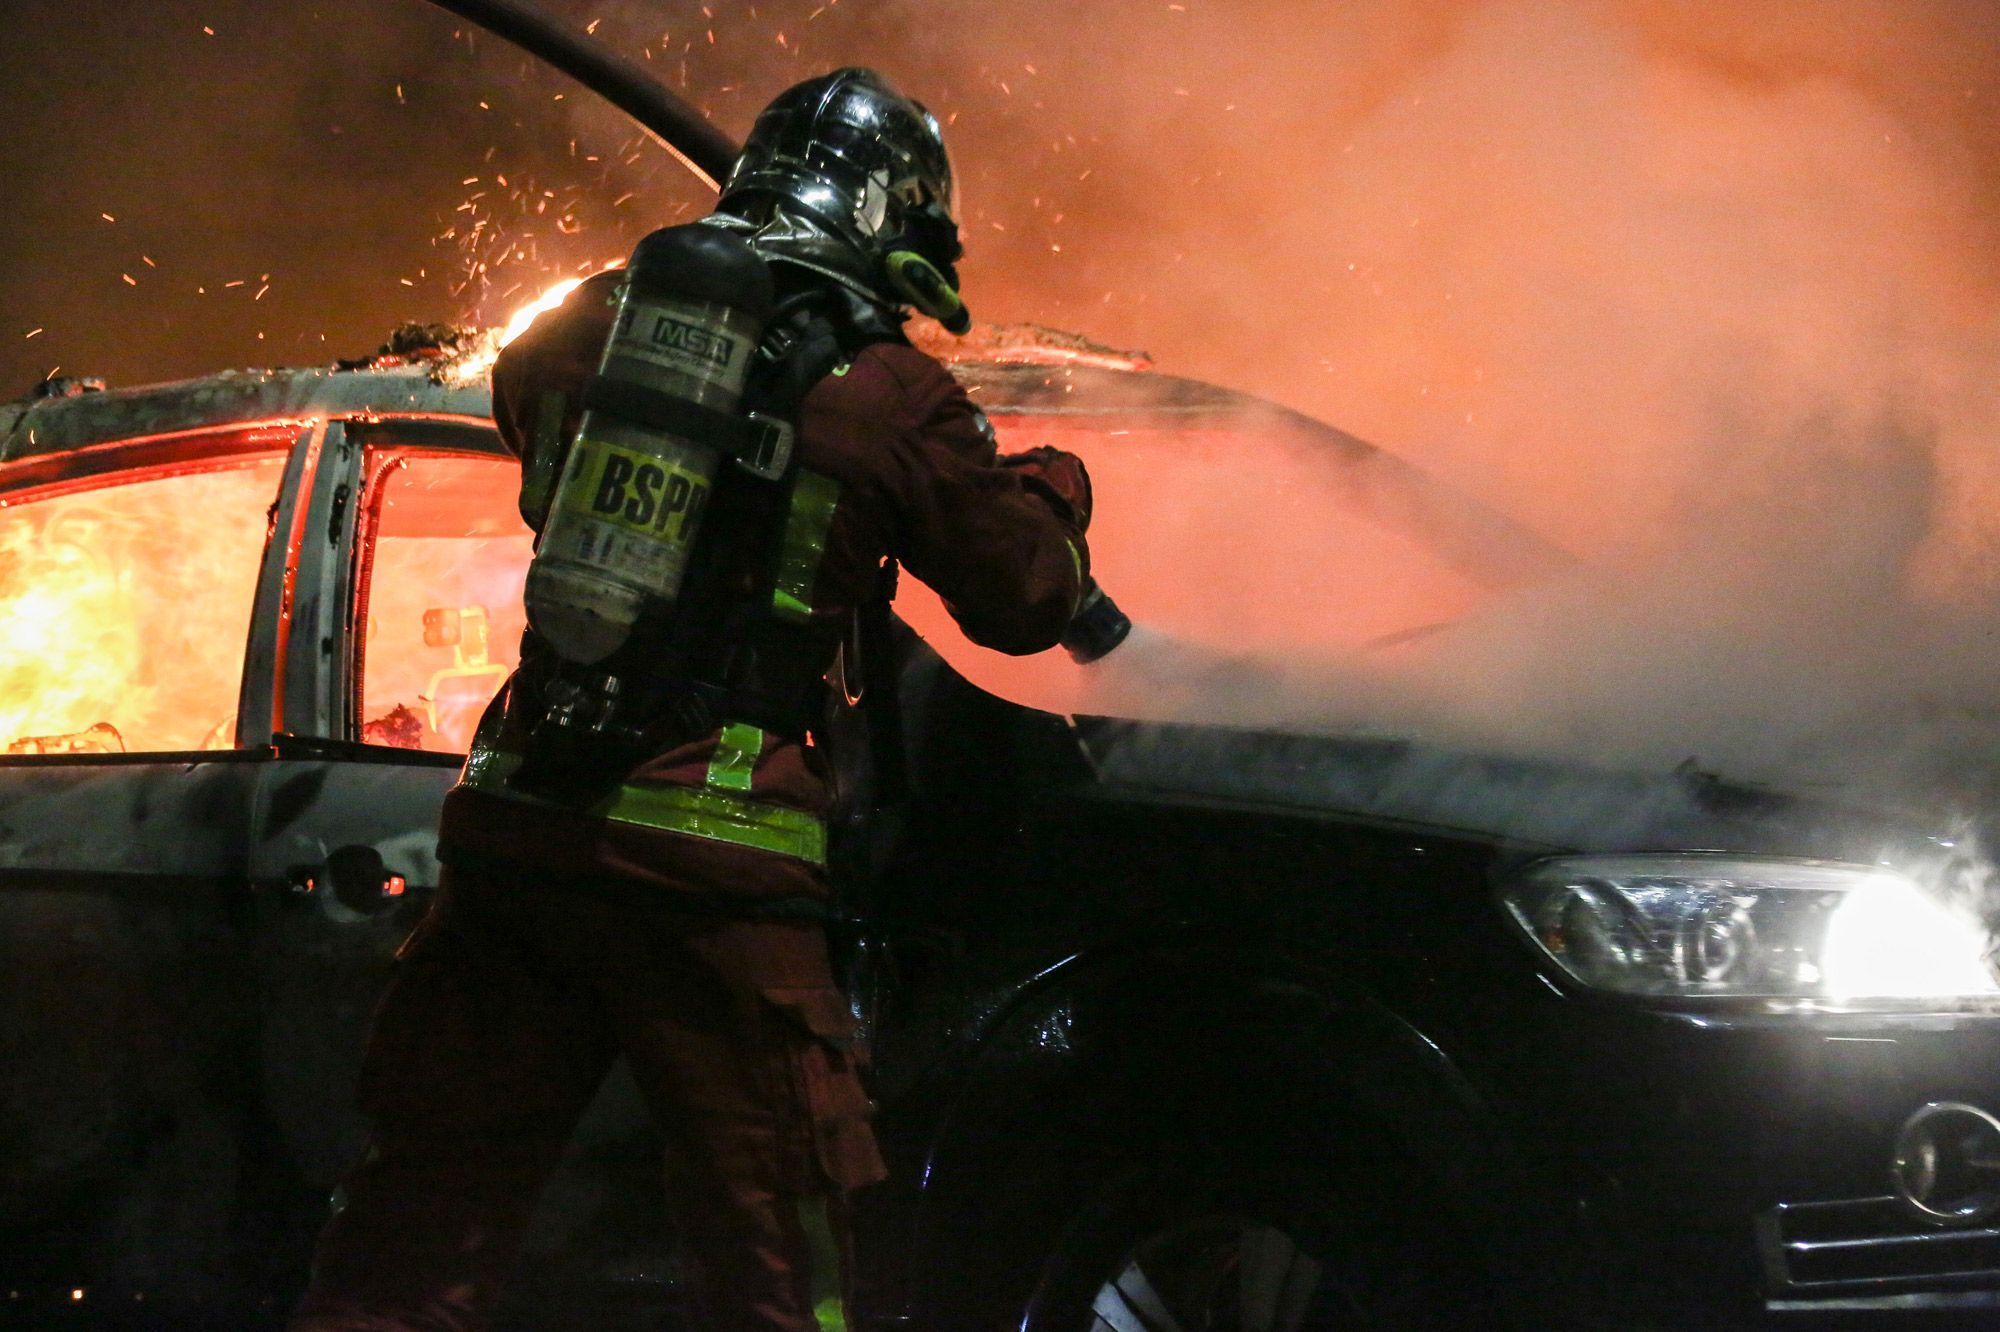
[[1022, 1155, 1505, 1332]]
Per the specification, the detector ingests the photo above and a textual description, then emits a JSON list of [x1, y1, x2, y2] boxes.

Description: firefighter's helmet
[[719, 68, 969, 331]]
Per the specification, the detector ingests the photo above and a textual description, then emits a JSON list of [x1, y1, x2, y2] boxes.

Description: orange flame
[[0, 460, 282, 754], [498, 277, 586, 348], [0, 515, 139, 749], [443, 270, 609, 387]]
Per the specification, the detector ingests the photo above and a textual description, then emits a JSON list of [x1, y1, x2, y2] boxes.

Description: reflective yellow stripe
[[599, 782, 824, 865], [1064, 538, 1085, 614], [772, 469, 841, 622], [460, 744, 825, 866], [706, 722, 763, 792]]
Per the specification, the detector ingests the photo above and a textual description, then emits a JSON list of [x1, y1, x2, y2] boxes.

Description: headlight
[[1501, 855, 1999, 1001]]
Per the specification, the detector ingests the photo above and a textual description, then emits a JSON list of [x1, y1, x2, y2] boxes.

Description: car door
[[240, 418, 531, 1225], [0, 421, 303, 1308], [238, 419, 681, 1316]]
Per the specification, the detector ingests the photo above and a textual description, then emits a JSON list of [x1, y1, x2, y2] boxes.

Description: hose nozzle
[[1062, 579, 1132, 664]]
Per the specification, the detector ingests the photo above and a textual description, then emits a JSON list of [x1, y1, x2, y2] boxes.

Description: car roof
[[0, 355, 1306, 464], [0, 364, 494, 464], [0, 342, 1568, 590], [0, 316, 1321, 463]]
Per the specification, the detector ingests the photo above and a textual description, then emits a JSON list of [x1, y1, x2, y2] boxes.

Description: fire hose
[[417, 0, 1131, 664], [420, 0, 735, 187]]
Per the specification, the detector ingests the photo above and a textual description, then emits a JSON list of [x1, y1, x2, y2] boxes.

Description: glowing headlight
[[1501, 855, 1999, 1001]]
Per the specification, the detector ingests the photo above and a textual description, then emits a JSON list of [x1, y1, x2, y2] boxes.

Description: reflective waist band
[[460, 744, 827, 867]]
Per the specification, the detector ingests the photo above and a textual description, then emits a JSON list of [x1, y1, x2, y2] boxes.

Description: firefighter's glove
[[997, 446, 1093, 533]]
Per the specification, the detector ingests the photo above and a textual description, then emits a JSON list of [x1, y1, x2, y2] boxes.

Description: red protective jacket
[[438, 272, 1088, 903]]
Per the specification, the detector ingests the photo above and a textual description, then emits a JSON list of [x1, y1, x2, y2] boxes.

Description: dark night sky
[[0, 0, 717, 396], [0, 0, 1174, 399]]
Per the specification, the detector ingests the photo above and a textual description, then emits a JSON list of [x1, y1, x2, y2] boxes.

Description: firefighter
[[290, 68, 1095, 1332]]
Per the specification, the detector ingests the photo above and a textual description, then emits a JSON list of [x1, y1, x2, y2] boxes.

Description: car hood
[[1071, 714, 1942, 865]]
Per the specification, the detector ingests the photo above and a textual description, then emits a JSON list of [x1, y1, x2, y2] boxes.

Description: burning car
[[2, 327, 1999, 1332]]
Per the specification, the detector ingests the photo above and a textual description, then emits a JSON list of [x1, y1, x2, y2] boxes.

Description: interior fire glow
[[0, 455, 283, 754]]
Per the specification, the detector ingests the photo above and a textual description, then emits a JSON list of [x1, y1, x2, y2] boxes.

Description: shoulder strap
[[581, 286, 907, 746], [745, 284, 902, 420]]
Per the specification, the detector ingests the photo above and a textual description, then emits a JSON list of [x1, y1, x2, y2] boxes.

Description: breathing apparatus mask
[[881, 193, 969, 334]]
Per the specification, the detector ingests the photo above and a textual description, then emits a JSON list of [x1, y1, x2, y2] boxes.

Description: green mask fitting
[[884, 250, 971, 335]]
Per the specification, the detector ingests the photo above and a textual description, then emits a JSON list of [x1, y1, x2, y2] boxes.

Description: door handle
[[287, 844, 409, 915]]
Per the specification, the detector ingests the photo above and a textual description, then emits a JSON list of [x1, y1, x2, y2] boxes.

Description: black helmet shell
[[720, 68, 956, 263]]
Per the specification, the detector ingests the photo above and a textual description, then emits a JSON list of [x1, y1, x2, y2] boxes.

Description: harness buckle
[[737, 413, 795, 481]]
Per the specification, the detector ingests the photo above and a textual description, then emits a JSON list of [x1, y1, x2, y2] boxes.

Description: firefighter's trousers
[[289, 860, 884, 1332]]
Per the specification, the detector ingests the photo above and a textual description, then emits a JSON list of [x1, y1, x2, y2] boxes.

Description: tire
[[1020, 1147, 1507, 1332]]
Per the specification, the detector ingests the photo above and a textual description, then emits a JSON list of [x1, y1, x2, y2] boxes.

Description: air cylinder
[[525, 224, 774, 663]]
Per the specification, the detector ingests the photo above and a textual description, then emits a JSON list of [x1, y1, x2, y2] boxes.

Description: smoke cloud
[[885, 0, 2000, 802], [6, 0, 2000, 801]]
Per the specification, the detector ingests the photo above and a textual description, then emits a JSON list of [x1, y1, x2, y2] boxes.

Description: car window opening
[[0, 446, 288, 754], [353, 448, 532, 754]]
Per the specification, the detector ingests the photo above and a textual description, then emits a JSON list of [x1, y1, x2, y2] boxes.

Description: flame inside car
[[354, 451, 532, 755], [0, 277, 608, 762], [0, 457, 285, 753], [0, 518, 137, 751]]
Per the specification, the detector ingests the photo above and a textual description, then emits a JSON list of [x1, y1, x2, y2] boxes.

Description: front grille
[[1759, 1196, 2000, 1301]]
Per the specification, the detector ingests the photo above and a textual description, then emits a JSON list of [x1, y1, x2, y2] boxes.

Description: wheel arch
[[889, 933, 1555, 1328]]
